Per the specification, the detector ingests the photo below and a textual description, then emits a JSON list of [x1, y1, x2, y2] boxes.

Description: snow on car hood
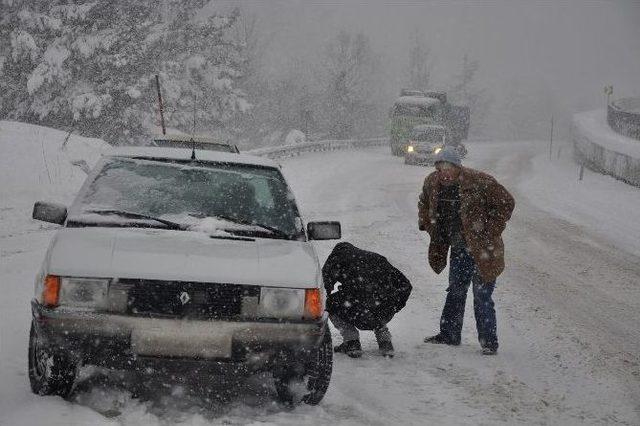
[[45, 227, 321, 288]]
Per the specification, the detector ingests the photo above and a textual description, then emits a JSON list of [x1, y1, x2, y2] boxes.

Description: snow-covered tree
[[0, 1, 248, 144]]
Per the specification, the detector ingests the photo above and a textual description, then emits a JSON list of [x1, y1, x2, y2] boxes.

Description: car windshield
[[70, 158, 302, 238], [411, 128, 445, 144]]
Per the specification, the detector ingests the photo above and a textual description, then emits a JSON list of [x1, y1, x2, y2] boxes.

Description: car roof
[[394, 96, 440, 107], [153, 134, 232, 146], [105, 147, 278, 168]]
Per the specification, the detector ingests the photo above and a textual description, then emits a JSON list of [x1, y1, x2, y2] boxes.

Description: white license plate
[[131, 320, 232, 359]]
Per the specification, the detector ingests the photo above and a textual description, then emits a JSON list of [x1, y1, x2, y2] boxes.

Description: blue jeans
[[439, 246, 498, 350]]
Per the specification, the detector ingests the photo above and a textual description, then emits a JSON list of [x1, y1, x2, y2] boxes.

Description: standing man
[[418, 146, 514, 355], [323, 242, 412, 358]]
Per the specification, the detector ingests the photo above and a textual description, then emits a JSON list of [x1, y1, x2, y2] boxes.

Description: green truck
[[388, 90, 470, 156]]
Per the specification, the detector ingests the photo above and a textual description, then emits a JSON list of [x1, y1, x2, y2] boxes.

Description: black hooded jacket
[[322, 242, 412, 330]]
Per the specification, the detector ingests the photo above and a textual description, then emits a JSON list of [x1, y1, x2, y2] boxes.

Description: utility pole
[[549, 115, 554, 161], [155, 75, 166, 135], [192, 93, 197, 136]]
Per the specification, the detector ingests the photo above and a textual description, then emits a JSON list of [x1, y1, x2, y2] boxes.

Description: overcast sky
[[214, 0, 640, 136]]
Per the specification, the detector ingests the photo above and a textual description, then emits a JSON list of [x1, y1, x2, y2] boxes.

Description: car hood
[[45, 227, 321, 288]]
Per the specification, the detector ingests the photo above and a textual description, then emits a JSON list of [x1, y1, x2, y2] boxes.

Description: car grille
[[414, 146, 436, 154], [120, 279, 260, 319]]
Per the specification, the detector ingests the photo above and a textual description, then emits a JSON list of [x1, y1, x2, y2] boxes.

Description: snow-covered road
[[1, 137, 639, 425]]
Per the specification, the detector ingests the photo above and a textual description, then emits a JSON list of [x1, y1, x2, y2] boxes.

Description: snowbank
[[572, 109, 640, 186], [519, 150, 640, 257], [285, 129, 306, 145], [0, 120, 110, 233], [0, 120, 109, 194]]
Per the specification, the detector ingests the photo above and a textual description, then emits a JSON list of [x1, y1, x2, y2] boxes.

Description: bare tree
[[449, 54, 492, 137], [321, 30, 378, 139], [405, 29, 435, 92]]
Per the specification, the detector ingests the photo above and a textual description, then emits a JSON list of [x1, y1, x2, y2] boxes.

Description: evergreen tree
[[0, 1, 247, 144]]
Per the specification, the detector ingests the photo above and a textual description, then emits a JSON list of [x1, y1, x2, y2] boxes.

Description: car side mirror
[[307, 221, 341, 240], [32, 201, 67, 225]]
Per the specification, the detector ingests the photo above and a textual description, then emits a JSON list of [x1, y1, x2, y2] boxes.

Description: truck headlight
[[59, 277, 109, 309], [258, 287, 305, 319], [407, 145, 414, 153]]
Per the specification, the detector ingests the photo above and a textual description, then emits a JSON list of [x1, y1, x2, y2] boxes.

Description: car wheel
[[274, 328, 333, 405], [28, 321, 77, 397]]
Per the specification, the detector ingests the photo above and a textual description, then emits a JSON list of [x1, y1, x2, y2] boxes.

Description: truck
[[388, 89, 470, 156]]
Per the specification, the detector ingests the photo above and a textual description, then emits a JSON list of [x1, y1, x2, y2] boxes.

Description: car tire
[[28, 321, 77, 397], [274, 328, 333, 405]]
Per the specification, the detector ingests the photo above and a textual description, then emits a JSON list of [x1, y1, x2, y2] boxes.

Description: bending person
[[323, 242, 412, 358]]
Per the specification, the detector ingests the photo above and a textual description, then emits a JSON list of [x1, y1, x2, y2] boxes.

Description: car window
[[75, 158, 300, 236]]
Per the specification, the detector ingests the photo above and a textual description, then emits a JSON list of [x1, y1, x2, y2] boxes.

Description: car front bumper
[[32, 301, 327, 370]]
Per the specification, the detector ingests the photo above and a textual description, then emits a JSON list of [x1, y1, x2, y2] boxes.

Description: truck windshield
[[72, 158, 301, 238]]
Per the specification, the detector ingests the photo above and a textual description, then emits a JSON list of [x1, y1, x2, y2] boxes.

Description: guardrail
[[573, 110, 640, 187], [607, 98, 640, 141], [248, 137, 388, 159]]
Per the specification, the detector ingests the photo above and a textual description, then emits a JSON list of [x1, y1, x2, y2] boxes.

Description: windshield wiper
[[190, 213, 291, 240], [82, 209, 186, 230]]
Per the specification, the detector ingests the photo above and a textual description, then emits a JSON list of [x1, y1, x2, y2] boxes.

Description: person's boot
[[481, 347, 497, 356], [378, 340, 394, 358], [423, 333, 460, 346], [334, 340, 362, 358]]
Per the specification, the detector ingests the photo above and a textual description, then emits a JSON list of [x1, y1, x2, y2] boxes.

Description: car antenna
[[190, 93, 197, 160]]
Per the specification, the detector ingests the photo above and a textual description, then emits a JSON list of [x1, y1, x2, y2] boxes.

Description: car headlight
[[407, 145, 414, 153], [258, 287, 305, 319], [59, 277, 109, 309], [434, 147, 442, 154]]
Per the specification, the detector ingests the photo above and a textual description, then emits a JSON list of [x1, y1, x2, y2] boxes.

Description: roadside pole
[[549, 115, 554, 161], [604, 85, 613, 109]]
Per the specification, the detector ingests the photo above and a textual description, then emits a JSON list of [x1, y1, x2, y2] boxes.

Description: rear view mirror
[[33, 201, 67, 225], [307, 221, 341, 240]]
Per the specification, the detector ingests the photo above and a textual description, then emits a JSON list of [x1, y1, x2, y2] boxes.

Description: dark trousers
[[329, 312, 392, 343], [439, 246, 498, 350]]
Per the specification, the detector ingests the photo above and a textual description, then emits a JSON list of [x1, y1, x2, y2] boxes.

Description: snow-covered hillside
[[0, 121, 110, 238], [0, 120, 109, 199], [1, 122, 639, 425]]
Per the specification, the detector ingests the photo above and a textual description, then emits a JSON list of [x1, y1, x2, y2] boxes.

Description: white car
[[404, 124, 467, 166], [152, 134, 240, 153], [29, 147, 340, 404]]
